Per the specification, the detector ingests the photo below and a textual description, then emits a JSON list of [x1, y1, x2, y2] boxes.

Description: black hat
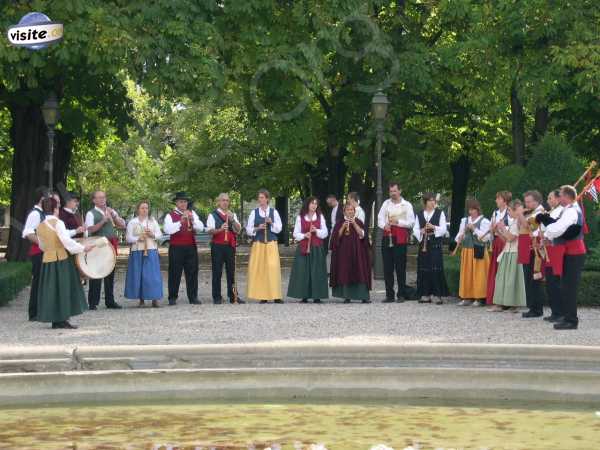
[[65, 191, 80, 201], [173, 191, 190, 202]]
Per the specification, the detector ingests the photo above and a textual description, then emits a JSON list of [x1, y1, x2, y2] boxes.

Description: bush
[[584, 245, 600, 272], [579, 271, 600, 307], [516, 134, 584, 196], [478, 164, 526, 216], [444, 255, 461, 296], [0, 262, 32, 307]]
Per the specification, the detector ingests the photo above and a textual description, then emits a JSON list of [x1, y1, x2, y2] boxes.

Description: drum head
[[76, 237, 116, 279]]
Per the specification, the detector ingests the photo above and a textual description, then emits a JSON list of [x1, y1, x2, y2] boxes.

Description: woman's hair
[[41, 197, 58, 214], [343, 202, 356, 214], [136, 200, 151, 217], [257, 188, 270, 199], [496, 191, 512, 203], [347, 191, 359, 203], [466, 198, 481, 215], [422, 192, 435, 205], [509, 199, 523, 209], [300, 196, 321, 217]]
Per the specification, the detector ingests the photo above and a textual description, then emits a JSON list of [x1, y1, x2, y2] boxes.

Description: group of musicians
[[21, 181, 586, 331], [456, 186, 586, 330]]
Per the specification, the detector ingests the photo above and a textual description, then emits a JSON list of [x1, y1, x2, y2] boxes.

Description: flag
[[586, 177, 600, 203]]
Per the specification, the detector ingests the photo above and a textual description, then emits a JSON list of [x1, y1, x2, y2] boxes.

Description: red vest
[[299, 215, 323, 255], [517, 234, 532, 265], [169, 211, 196, 246], [211, 210, 236, 248], [384, 226, 409, 245]]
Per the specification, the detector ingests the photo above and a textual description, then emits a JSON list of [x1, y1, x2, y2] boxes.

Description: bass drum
[[75, 236, 116, 279]]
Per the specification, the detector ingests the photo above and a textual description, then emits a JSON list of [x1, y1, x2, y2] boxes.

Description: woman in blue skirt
[[125, 201, 163, 307]]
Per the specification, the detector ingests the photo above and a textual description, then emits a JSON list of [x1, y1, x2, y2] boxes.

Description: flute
[[224, 213, 229, 242]]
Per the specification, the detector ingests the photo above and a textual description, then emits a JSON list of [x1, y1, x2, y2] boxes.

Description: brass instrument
[[422, 218, 433, 253], [224, 213, 229, 242]]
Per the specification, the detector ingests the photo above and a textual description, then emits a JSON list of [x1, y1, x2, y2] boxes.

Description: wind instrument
[[574, 161, 597, 189], [231, 225, 239, 304], [422, 216, 433, 253], [387, 211, 394, 248], [142, 219, 149, 257], [224, 212, 229, 242], [306, 217, 312, 255]]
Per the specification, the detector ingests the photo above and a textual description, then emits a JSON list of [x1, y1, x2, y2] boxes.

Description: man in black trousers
[[521, 190, 546, 318]]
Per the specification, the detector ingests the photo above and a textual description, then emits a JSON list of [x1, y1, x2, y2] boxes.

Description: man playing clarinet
[[59, 191, 85, 238], [206, 193, 244, 304], [164, 192, 204, 306]]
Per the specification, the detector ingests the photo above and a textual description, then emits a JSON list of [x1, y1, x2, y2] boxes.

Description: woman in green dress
[[287, 197, 329, 303], [491, 199, 527, 311], [36, 197, 94, 329]]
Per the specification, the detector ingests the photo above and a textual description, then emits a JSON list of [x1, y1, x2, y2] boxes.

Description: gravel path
[[1, 268, 599, 348]]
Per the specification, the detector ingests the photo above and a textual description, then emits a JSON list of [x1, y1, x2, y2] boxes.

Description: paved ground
[[2, 267, 600, 349]]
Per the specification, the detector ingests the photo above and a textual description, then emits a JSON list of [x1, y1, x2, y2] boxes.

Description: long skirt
[[247, 241, 282, 301], [36, 258, 88, 323], [485, 237, 505, 305], [125, 249, 163, 300], [287, 245, 329, 299], [458, 247, 490, 299], [493, 252, 526, 307], [332, 283, 370, 301], [416, 241, 449, 297]]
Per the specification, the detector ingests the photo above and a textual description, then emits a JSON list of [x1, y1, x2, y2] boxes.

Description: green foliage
[[585, 245, 600, 272], [517, 135, 584, 196], [444, 255, 461, 297], [578, 271, 600, 307], [0, 262, 31, 307], [478, 165, 526, 216]]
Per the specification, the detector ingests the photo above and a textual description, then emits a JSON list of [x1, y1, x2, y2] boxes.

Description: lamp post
[[371, 91, 389, 280], [41, 92, 59, 191]]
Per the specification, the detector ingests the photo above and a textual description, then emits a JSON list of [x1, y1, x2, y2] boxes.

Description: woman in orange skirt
[[454, 199, 491, 306]]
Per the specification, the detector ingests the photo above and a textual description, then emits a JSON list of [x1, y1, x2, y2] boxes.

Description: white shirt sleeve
[[413, 216, 422, 242], [151, 218, 162, 240], [246, 210, 256, 236], [85, 211, 95, 228], [455, 218, 466, 242], [22, 210, 41, 238], [317, 214, 328, 239], [331, 205, 337, 226], [475, 218, 491, 241], [397, 202, 415, 228], [271, 209, 283, 234], [192, 211, 204, 232], [377, 201, 387, 230], [435, 211, 447, 238], [545, 207, 578, 239], [163, 213, 181, 235], [55, 220, 85, 255], [292, 216, 304, 241], [205, 213, 216, 231], [126, 220, 139, 244]]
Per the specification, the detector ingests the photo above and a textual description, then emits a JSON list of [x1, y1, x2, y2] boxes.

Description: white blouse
[[498, 221, 520, 260], [245, 207, 283, 236], [293, 214, 328, 241], [455, 216, 491, 243], [126, 216, 162, 251], [412, 210, 447, 242], [39, 217, 85, 255]]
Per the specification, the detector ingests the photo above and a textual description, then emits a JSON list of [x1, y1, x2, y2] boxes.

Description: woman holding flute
[[125, 200, 163, 307], [287, 197, 329, 303], [413, 193, 449, 304]]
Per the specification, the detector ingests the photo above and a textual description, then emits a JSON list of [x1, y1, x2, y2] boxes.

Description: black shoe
[[213, 298, 223, 305], [274, 299, 284, 304], [106, 303, 122, 310], [313, 299, 322, 304], [554, 320, 578, 330], [62, 321, 78, 329], [52, 322, 66, 329], [344, 299, 351, 303], [88, 305, 97, 311], [189, 299, 202, 305], [301, 299, 309, 303], [544, 315, 563, 323], [522, 310, 543, 318], [396, 298, 405, 303], [168, 299, 177, 306], [260, 300, 268, 304], [230, 298, 245, 304], [362, 299, 372, 304], [383, 298, 395, 303]]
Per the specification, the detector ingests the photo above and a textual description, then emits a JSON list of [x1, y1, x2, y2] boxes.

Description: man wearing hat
[[59, 191, 86, 238], [163, 192, 204, 305]]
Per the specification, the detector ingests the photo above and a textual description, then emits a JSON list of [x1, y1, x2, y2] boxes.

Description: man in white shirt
[[521, 190, 546, 318], [326, 194, 342, 229], [377, 181, 416, 302], [164, 192, 205, 305], [541, 189, 565, 323]]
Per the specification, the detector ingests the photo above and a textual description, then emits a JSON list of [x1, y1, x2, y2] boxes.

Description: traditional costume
[[413, 208, 449, 300], [543, 202, 586, 329], [329, 217, 372, 302], [492, 220, 526, 307], [486, 207, 510, 305], [541, 205, 565, 320], [206, 209, 241, 304], [59, 207, 83, 238], [85, 206, 122, 309], [245, 206, 283, 302], [22, 204, 45, 320], [455, 216, 491, 300], [287, 212, 329, 302], [35, 216, 88, 327], [164, 194, 204, 305], [519, 205, 545, 317], [377, 198, 415, 301], [124, 216, 163, 302]]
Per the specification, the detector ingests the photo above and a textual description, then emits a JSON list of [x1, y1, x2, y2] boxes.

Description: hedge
[[443, 255, 600, 307], [478, 164, 526, 217], [0, 262, 32, 307]]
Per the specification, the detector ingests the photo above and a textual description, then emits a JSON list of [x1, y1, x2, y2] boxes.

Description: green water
[[0, 402, 598, 449]]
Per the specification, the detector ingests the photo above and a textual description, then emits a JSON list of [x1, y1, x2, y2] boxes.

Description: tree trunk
[[275, 196, 289, 246], [531, 105, 549, 144], [6, 100, 72, 261], [449, 154, 471, 249], [510, 82, 526, 166]]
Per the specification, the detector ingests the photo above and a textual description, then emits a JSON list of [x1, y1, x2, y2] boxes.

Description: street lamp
[[372, 90, 389, 280], [41, 92, 59, 190]]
